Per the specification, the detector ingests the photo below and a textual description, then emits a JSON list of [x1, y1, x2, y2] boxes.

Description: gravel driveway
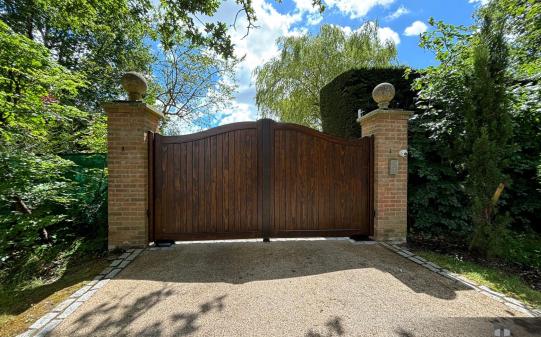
[[48, 240, 540, 337]]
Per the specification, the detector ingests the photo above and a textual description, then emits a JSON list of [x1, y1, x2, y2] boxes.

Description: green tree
[[0, 20, 107, 281], [255, 23, 397, 128], [488, 0, 541, 230], [1, 0, 154, 111], [153, 39, 238, 133], [464, 13, 513, 254], [488, 0, 540, 77], [1, 0, 289, 130]]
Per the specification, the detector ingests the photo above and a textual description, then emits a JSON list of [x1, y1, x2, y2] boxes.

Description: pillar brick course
[[359, 108, 411, 242], [104, 102, 162, 249]]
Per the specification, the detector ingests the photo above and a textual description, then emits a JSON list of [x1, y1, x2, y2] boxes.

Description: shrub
[[319, 67, 417, 139], [319, 67, 472, 237]]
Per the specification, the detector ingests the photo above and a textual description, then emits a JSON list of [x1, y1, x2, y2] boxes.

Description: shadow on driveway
[[116, 240, 469, 299], [47, 240, 539, 337]]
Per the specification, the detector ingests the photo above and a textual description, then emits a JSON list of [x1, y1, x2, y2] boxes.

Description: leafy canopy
[[255, 23, 397, 128], [409, 0, 541, 248], [0, 20, 107, 281]]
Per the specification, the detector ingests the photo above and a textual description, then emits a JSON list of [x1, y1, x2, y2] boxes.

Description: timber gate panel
[[149, 119, 373, 241], [270, 123, 373, 238]]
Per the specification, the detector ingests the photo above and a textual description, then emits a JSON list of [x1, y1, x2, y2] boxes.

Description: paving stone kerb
[[17, 249, 144, 337], [359, 108, 411, 241], [104, 101, 162, 249]]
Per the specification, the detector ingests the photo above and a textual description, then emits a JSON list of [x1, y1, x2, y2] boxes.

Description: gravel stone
[[45, 242, 533, 337], [77, 289, 98, 303], [104, 268, 122, 279], [70, 285, 92, 298], [92, 278, 110, 289], [99, 267, 113, 275]]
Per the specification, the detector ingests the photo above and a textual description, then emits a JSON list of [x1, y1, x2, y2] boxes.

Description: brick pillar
[[358, 83, 411, 242], [103, 73, 163, 249]]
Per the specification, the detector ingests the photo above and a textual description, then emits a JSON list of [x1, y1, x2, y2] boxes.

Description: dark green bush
[[319, 67, 472, 237], [319, 67, 417, 139], [0, 151, 107, 283]]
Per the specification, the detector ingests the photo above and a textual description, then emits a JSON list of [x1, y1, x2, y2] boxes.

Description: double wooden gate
[[148, 119, 373, 241]]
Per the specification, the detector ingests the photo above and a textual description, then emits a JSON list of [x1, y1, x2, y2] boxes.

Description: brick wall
[[360, 109, 411, 241], [104, 102, 162, 249]]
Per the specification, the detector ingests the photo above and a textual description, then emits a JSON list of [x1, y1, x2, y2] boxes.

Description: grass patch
[[0, 257, 108, 337], [416, 250, 541, 309]]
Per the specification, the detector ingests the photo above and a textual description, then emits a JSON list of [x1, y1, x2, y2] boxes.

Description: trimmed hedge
[[319, 67, 417, 138], [318, 68, 472, 237]]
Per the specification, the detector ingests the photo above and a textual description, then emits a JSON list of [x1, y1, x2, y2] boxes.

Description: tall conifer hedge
[[319, 68, 417, 138]]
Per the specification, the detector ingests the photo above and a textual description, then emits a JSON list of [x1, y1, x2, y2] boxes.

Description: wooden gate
[[149, 119, 373, 241]]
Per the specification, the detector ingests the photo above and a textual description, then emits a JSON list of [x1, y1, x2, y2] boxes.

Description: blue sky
[[186, 0, 486, 129]]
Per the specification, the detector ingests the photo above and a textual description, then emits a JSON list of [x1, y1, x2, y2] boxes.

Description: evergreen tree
[[465, 13, 513, 254]]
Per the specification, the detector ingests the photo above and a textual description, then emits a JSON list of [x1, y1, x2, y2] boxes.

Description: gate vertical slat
[[369, 135, 375, 236], [147, 131, 155, 242], [259, 119, 272, 239]]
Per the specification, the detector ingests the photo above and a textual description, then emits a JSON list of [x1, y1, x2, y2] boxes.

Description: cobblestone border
[[17, 248, 144, 337], [379, 242, 541, 318]]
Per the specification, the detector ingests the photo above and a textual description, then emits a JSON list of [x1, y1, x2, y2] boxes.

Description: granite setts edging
[[378, 242, 541, 318], [17, 248, 144, 337]]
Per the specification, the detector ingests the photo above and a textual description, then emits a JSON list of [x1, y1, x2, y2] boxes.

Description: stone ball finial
[[121, 72, 147, 101], [372, 82, 395, 109]]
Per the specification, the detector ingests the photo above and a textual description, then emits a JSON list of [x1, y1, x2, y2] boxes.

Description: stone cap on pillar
[[357, 82, 412, 124], [372, 82, 395, 109], [121, 72, 147, 101], [101, 72, 164, 119]]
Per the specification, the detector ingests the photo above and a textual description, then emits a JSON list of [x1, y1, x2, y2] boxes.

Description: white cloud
[[336, 25, 353, 35], [324, 0, 395, 19], [230, 1, 302, 71], [404, 20, 428, 36], [378, 26, 400, 45], [293, 0, 320, 14], [218, 103, 258, 125], [469, 0, 490, 4], [307, 13, 323, 26], [385, 5, 410, 21], [202, 0, 304, 124], [336, 23, 400, 45]]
